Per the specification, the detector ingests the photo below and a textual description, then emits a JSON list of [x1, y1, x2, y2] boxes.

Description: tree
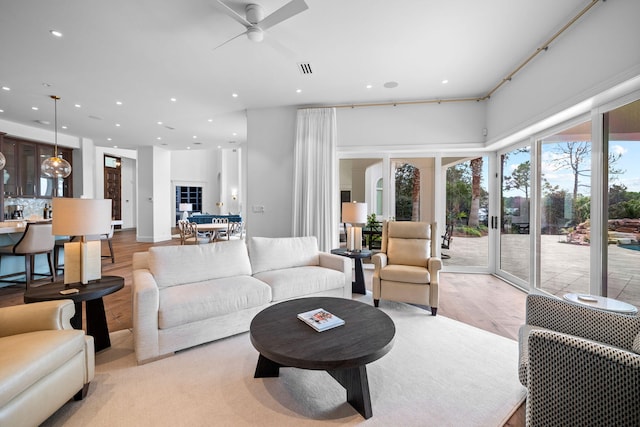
[[468, 157, 483, 227], [549, 141, 623, 224], [395, 163, 418, 221], [504, 160, 531, 198]]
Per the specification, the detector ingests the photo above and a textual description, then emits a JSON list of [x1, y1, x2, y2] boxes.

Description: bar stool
[[0, 222, 56, 289], [53, 236, 74, 274]]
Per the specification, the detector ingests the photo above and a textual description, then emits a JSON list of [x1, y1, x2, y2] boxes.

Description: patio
[[443, 234, 640, 308]]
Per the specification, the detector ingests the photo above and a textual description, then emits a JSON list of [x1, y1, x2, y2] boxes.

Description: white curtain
[[293, 108, 337, 252]]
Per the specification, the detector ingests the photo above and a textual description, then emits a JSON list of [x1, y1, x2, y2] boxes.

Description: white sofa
[[132, 236, 351, 364]]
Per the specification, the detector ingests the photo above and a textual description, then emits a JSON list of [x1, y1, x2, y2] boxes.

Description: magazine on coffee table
[[297, 308, 345, 332]]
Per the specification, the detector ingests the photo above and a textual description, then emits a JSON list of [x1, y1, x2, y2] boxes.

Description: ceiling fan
[[212, 0, 308, 50]]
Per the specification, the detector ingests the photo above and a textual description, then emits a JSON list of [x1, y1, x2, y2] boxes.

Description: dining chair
[[211, 217, 230, 241], [0, 222, 56, 289]]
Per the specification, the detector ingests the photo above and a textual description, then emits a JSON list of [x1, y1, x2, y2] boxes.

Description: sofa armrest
[[525, 293, 640, 351], [0, 300, 75, 337], [318, 252, 351, 297], [527, 329, 640, 424], [132, 268, 161, 364]]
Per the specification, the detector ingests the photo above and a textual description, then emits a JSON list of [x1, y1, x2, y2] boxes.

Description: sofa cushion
[[158, 276, 271, 329], [249, 236, 320, 274], [0, 329, 85, 407], [149, 240, 252, 288], [380, 264, 430, 284], [253, 266, 345, 302]]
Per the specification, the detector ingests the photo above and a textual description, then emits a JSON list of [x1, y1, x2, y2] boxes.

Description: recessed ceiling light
[[116, 101, 123, 105], [31, 106, 39, 111], [2, 86, 10, 91], [74, 104, 81, 108], [0, 109, 4, 113], [113, 145, 118, 148], [61, 125, 67, 129], [296, 89, 302, 93], [115, 123, 121, 127], [232, 93, 238, 98], [192, 136, 197, 139], [187, 147, 191, 150], [170, 98, 177, 102], [442, 79, 449, 84], [107, 138, 112, 141], [50, 30, 63, 37], [217, 145, 222, 149], [232, 132, 237, 136], [156, 137, 162, 140], [383, 81, 399, 89], [365, 84, 372, 89], [207, 118, 213, 122], [157, 121, 163, 125]]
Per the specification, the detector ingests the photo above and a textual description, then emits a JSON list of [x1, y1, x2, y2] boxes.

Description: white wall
[[246, 106, 296, 238], [336, 101, 486, 151], [170, 149, 219, 215], [487, 0, 640, 145], [137, 146, 171, 242]]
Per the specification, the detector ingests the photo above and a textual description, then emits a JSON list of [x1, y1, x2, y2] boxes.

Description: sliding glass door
[[604, 99, 640, 307], [443, 156, 490, 270], [498, 147, 531, 285], [538, 121, 592, 296]]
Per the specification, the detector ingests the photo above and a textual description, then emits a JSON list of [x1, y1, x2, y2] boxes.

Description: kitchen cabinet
[[0, 134, 73, 198]]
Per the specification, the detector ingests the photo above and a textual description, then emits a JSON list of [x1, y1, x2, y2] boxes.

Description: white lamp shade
[[179, 203, 193, 212], [52, 198, 112, 236], [342, 202, 367, 224]]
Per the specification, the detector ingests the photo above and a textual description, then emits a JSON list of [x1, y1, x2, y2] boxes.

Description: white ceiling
[[0, 0, 589, 151]]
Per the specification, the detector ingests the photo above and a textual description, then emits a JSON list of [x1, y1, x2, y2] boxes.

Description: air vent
[[297, 62, 312, 75], [164, 125, 175, 130], [88, 115, 102, 120]]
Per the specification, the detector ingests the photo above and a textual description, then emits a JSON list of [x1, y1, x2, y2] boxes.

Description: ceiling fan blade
[[263, 34, 298, 59], [259, 0, 308, 31], [212, 31, 247, 51], [213, 0, 252, 28]]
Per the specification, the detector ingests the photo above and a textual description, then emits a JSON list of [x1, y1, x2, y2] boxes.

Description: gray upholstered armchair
[[372, 221, 442, 315], [518, 293, 640, 426]]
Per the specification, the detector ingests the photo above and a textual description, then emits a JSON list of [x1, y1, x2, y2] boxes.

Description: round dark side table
[[24, 275, 124, 352], [331, 248, 372, 294]]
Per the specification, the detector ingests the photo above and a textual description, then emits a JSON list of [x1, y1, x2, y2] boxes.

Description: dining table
[[195, 222, 229, 242]]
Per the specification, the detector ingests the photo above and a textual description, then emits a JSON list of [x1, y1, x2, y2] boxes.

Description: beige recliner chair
[[372, 221, 442, 315], [0, 300, 95, 427]]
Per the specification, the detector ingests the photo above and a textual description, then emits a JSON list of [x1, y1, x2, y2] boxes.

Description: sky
[[503, 140, 640, 197]]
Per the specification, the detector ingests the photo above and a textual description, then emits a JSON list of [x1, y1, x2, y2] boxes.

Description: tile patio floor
[[443, 234, 640, 308]]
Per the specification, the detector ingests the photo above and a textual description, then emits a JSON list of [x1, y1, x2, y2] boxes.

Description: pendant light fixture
[[41, 95, 72, 178]]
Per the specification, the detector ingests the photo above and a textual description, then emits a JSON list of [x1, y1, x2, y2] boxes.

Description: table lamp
[[342, 202, 367, 251], [52, 198, 112, 285], [179, 203, 193, 220]]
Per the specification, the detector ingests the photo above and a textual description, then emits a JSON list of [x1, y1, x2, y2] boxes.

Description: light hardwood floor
[[0, 228, 526, 425]]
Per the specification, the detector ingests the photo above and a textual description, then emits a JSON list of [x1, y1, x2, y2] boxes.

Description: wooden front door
[[104, 155, 121, 227]]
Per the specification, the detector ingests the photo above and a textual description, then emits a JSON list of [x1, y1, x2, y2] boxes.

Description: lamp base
[[64, 240, 102, 285]]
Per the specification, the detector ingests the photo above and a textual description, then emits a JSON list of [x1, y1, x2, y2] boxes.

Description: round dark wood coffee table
[[24, 275, 124, 352], [249, 296, 395, 419]]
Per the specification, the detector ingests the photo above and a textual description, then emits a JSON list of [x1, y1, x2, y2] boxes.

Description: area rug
[[42, 299, 526, 426]]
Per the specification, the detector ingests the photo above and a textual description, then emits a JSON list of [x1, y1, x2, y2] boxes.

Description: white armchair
[[0, 300, 95, 426], [372, 221, 442, 315]]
